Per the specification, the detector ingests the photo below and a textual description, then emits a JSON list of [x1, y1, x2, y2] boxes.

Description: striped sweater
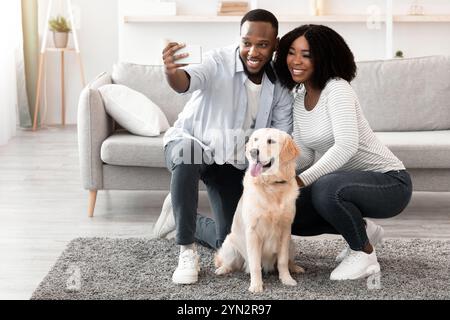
[[293, 78, 405, 187]]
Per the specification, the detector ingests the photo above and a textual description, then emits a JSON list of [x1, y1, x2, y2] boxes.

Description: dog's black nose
[[250, 149, 259, 160]]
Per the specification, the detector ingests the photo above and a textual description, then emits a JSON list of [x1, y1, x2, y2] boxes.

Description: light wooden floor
[[1, 125, 449, 300]]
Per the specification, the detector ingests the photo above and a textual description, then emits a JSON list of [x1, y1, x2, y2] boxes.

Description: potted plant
[[49, 16, 71, 48]]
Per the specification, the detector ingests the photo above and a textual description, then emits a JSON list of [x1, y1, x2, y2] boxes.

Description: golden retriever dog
[[215, 128, 304, 293]]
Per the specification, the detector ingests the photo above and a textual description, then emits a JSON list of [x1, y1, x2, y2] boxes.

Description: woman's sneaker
[[172, 249, 200, 284], [330, 248, 380, 281], [335, 219, 385, 263]]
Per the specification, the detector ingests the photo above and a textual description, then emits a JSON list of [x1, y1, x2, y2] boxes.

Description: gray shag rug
[[31, 238, 450, 300]]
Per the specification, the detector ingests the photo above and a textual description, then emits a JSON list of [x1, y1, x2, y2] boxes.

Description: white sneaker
[[172, 249, 200, 284], [153, 193, 176, 239], [330, 248, 380, 281], [335, 219, 385, 263]]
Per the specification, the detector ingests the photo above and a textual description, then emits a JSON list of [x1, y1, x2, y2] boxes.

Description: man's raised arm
[[162, 42, 191, 93]]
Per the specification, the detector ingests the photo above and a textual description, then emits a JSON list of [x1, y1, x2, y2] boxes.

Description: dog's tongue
[[250, 162, 263, 177]]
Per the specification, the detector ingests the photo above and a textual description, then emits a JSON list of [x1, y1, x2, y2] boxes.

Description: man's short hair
[[240, 9, 279, 36]]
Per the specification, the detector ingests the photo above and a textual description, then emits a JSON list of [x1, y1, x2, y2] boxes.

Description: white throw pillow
[[98, 84, 170, 137]]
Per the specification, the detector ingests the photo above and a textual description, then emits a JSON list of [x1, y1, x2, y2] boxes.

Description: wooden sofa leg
[[88, 190, 98, 218]]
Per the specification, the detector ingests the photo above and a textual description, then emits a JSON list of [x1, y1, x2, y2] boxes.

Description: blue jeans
[[292, 170, 413, 251], [165, 139, 245, 248]]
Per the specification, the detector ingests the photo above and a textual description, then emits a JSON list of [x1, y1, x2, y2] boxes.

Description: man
[[153, 9, 293, 284]]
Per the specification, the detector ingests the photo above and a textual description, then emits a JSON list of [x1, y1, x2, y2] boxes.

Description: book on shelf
[[218, 11, 248, 16], [219, 1, 249, 8], [218, 1, 249, 15]]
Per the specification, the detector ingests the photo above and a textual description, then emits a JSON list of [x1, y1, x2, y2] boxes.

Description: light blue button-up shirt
[[163, 45, 293, 169]]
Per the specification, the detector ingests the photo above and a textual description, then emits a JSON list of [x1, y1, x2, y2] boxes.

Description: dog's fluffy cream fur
[[215, 128, 304, 293]]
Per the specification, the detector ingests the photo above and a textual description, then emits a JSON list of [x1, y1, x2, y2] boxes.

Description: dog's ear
[[280, 136, 300, 163]]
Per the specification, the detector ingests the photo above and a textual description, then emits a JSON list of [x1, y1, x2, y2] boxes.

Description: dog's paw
[[248, 282, 264, 293], [289, 263, 305, 274], [215, 266, 231, 276], [280, 276, 297, 286]]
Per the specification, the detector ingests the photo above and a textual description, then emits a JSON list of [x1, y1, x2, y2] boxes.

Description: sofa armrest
[[77, 72, 113, 190]]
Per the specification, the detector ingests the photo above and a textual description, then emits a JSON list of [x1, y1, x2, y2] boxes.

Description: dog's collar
[[265, 176, 296, 185]]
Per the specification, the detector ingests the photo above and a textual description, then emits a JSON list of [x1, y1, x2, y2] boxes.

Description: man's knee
[[165, 139, 207, 170]]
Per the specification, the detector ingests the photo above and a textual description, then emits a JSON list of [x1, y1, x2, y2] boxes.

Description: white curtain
[[0, 0, 26, 145]]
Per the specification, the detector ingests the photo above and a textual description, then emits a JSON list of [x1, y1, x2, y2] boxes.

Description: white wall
[[39, 0, 450, 124]]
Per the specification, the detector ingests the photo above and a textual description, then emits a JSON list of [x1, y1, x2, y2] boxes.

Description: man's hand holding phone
[[163, 42, 203, 74], [162, 42, 189, 76], [162, 42, 202, 93]]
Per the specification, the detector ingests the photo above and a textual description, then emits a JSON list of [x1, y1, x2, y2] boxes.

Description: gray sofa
[[78, 55, 450, 217]]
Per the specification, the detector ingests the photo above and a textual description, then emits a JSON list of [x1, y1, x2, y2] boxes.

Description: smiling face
[[286, 36, 314, 85], [239, 21, 278, 79]]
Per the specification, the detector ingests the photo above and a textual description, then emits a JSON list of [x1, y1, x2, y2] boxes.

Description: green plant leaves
[[49, 15, 71, 33]]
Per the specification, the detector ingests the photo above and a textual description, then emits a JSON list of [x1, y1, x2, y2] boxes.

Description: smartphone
[[175, 45, 202, 64]]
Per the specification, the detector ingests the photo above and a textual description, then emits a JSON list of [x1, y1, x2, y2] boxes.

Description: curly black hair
[[274, 24, 357, 91]]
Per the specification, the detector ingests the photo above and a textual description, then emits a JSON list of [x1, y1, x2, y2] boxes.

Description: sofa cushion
[[101, 132, 166, 168], [353, 56, 450, 132], [112, 63, 192, 126], [375, 131, 450, 169], [99, 84, 170, 137]]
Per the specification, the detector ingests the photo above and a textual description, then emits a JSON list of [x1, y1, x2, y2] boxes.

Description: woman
[[274, 25, 413, 281]]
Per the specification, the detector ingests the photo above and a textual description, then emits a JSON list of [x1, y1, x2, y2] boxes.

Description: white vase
[[309, 0, 318, 15], [309, 0, 324, 16], [316, 0, 324, 16], [250, 0, 258, 10], [53, 32, 69, 48]]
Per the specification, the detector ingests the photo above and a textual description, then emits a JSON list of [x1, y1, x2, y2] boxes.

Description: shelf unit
[[394, 15, 450, 22], [121, 0, 450, 61], [123, 15, 450, 23], [45, 47, 77, 52], [33, 0, 85, 131]]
